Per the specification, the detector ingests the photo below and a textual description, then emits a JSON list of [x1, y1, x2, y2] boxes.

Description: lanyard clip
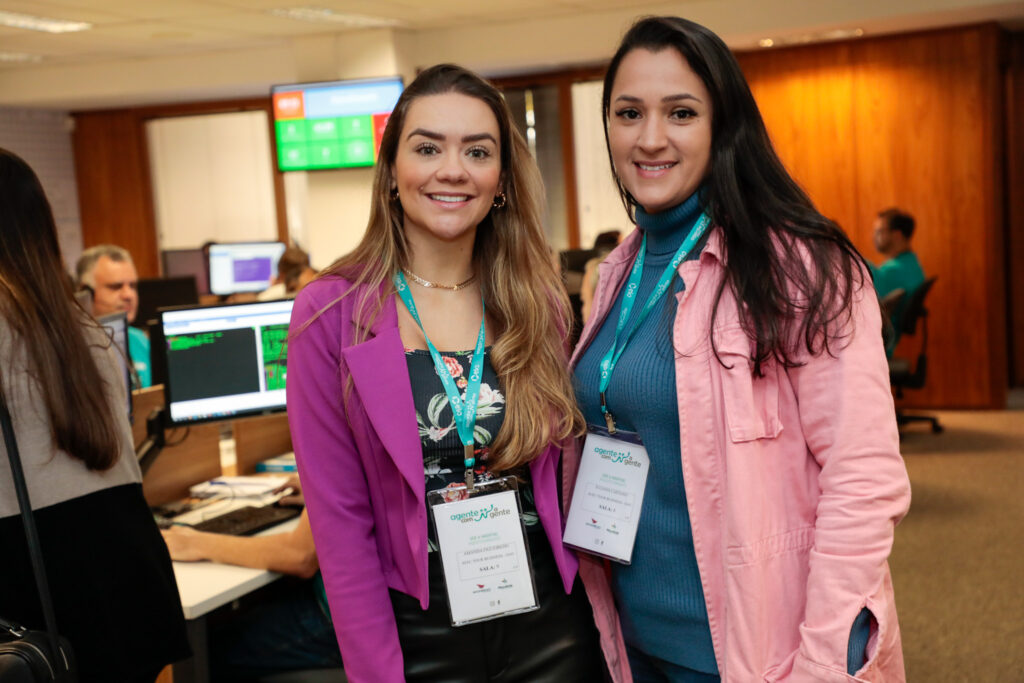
[[604, 412, 617, 435], [464, 444, 476, 491], [599, 392, 617, 435]]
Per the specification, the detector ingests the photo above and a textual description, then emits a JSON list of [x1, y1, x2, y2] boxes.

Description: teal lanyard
[[394, 272, 486, 481], [598, 213, 711, 433]]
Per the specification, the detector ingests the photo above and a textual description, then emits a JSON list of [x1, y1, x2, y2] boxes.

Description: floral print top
[[405, 347, 539, 551]]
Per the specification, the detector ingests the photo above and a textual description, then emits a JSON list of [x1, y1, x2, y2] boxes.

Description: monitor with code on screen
[[159, 299, 293, 425]]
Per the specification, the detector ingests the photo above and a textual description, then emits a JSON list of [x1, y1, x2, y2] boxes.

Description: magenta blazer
[[287, 275, 580, 683]]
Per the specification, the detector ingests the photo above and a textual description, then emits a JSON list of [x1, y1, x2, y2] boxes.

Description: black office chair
[[878, 287, 906, 321], [888, 276, 943, 433]]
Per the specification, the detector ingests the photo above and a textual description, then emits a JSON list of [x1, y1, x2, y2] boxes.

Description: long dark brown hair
[[313, 64, 582, 470], [604, 17, 869, 374], [0, 148, 122, 470]]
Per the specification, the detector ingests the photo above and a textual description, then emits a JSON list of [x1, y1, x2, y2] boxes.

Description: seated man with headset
[[75, 244, 152, 387]]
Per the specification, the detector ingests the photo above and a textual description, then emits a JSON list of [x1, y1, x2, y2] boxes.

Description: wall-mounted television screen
[[271, 77, 403, 172]]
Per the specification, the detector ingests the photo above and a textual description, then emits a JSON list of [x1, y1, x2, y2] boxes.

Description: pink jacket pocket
[[715, 325, 783, 442]]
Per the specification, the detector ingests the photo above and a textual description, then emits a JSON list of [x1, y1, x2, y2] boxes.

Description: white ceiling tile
[[0, 0, 133, 23], [29, 0, 236, 21]]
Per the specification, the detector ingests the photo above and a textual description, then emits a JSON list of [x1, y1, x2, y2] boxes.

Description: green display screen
[[271, 78, 403, 172]]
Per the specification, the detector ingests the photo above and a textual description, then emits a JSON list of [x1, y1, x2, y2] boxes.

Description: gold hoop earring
[[492, 192, 507, 209]]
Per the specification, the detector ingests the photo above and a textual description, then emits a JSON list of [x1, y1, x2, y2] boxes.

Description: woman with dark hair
[[0, 148, 189, 681], [565, 17, 911, 682], [287, 64, 601, 682]]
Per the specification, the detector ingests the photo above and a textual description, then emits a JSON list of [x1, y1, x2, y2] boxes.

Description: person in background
[[0, 147, 189, 681], [580, 229, 622, 323], [567, 17, 911, 682], [258, 245, 318, 301], [287, 64, 601, 682], [870, 208, 925, 351], [76, 244, 152, 387], [161, 476, 342, 679]]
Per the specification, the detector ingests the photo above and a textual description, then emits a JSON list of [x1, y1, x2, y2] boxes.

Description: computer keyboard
[[190, 505, 301, 536]]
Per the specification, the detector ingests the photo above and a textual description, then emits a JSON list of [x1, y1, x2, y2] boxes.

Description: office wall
[[146, 111, 278, 249], [736, 24, 1006, 408], [1008, 32, 1024, 387], [0, 108, 83, 268]]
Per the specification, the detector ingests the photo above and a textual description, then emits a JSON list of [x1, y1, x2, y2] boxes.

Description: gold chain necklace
[[401, 268, 476, 291]]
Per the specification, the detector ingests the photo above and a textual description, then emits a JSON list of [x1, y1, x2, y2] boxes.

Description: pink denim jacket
[[564, 228, 911, 682]]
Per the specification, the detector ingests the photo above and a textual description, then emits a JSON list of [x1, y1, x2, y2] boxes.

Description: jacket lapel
[[343, 294, 424, 497]]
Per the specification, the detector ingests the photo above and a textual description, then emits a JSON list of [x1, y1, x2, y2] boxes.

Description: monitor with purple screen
[[208, 242, 287, 296]]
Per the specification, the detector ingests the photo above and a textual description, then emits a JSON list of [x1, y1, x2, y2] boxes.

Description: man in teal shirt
[[870, 208, 925, 354], [76, 244, 152, 387]]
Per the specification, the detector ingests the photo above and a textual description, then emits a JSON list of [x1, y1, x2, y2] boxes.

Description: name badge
[[428, 476, 539, 626], [563, 426, 650, 564]]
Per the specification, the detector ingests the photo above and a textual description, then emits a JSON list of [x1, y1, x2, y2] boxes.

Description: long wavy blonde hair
[[313, 64, 582, 470]]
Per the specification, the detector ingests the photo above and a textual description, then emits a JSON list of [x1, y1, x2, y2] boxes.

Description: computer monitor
[[208, 242, 287, 296], [136, 276, 200, 329], [97, 311, 133, 420], [159, 299, 293, 425], [162, 248, 210, 295]]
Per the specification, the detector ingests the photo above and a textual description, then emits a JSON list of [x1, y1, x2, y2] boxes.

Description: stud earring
[[492, 192, 507, 209]]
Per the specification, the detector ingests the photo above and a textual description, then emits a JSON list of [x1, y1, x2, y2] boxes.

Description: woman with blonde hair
[[287, 64, 601, 682]]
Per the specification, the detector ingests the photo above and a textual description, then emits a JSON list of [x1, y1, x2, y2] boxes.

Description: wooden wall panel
[[72, 110, 159, 277], [852, 26, 1004, 407], [738, 44, 861, 243], [737, 24, 1006, 408], [1008, 32, 1024, 388]]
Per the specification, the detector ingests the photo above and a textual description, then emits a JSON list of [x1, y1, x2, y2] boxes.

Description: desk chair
[[879, 287, 906, 321], [888, 277, 943, 433]]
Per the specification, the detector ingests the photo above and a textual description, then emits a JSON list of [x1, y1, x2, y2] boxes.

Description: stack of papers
[[189, 475, 291, 503]]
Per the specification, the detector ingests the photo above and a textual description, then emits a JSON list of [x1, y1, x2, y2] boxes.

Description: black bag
[[0, 394, 77, 682]]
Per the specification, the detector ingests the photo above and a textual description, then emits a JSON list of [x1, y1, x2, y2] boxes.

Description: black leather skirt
[[389, 530, 605, 682]]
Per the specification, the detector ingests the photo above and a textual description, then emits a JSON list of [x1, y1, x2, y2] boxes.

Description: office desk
[[171, 518, 300, 683]]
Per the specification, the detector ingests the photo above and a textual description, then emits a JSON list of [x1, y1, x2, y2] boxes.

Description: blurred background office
[[0, 1, 1021, 680]]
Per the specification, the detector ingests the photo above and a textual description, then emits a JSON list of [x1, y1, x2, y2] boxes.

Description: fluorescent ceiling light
[[759, 27, 864, 48], [0, 10, 91, 33], [0, 52, 43, 63], [268, 7, 399, 28]]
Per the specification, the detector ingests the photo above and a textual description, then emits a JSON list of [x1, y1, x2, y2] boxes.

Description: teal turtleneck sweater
[[574, 193, 872, 678], [574, 191, 718, 675]]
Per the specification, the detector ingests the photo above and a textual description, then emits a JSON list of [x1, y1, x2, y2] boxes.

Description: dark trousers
[[209, 578, 342, 681], [389, 532, 604, 682]]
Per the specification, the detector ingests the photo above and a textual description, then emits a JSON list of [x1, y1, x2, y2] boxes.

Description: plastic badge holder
[[428, 476, 539, 627]]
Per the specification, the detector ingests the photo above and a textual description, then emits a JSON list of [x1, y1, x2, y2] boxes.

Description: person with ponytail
[[0, 148, 189, 681], [564, 17, 911, 683], [286, 64, 601, 682]]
